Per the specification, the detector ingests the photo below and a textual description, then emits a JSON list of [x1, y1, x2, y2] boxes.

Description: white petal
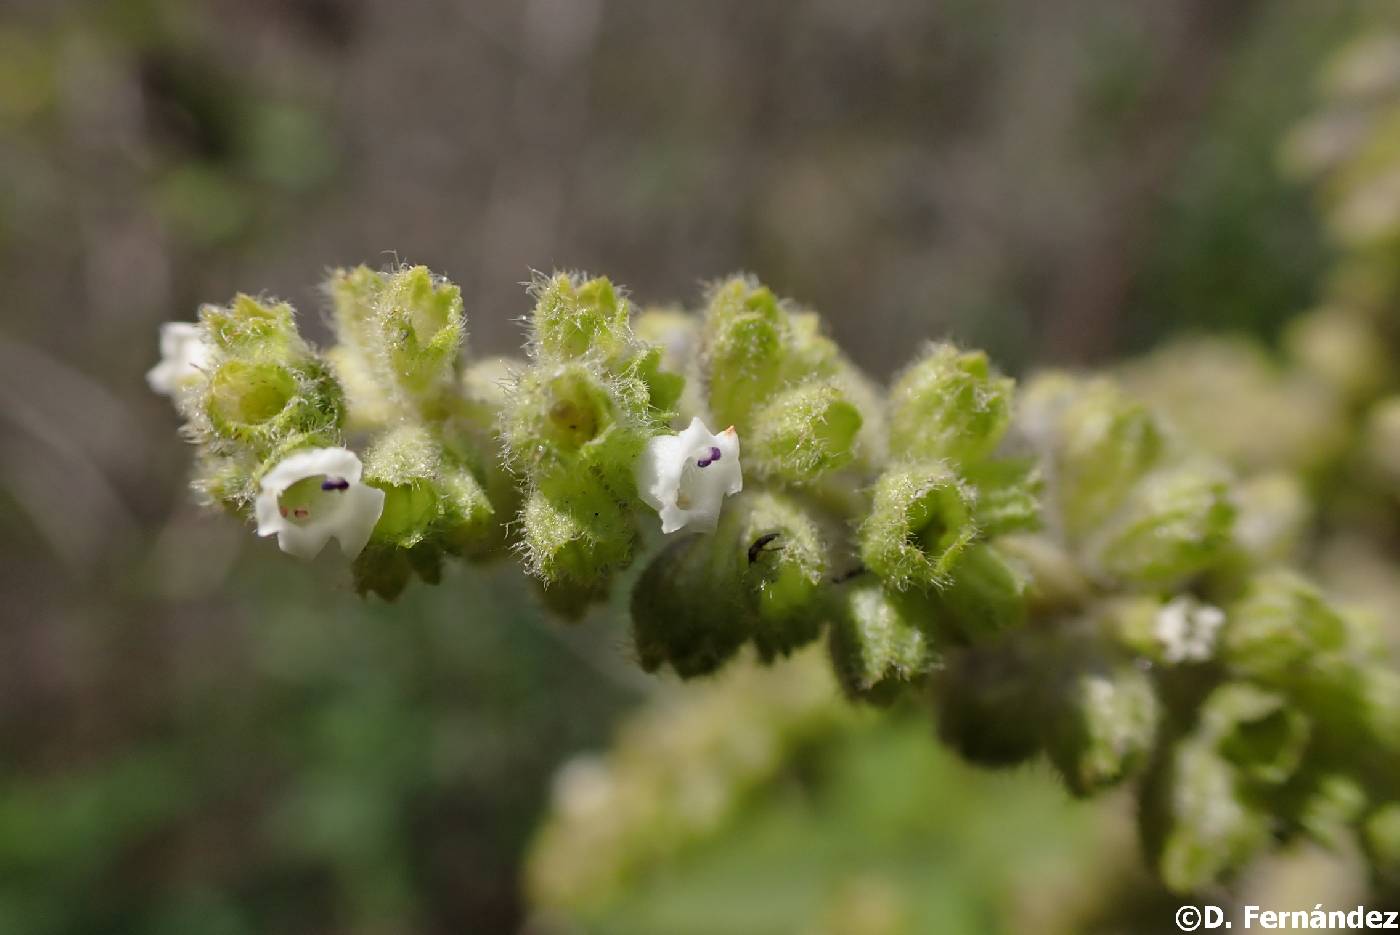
[[333, 484, 386, 558], [254, 485, 283, 536], [636, 434, 688, 513], [276, 522, 335, 560], [260, 447, 364, 494], [148, 322, 211, 396]]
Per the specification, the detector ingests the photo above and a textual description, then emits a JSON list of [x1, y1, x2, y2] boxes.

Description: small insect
[[321, 477, 350, 491], [748, 532, 782, 564], [696, 446, 722, 468]]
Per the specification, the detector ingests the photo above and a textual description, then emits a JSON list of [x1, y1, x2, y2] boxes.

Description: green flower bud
[[1031, 377, 1166, 537], [205, 360, 297, 435], [1229, 472, 1311, 568], [326, 264, 465, 406], [325, 344, 394, 431], [635, 307, 704, 420], [529, 272, 633, 362], [831, 358, 889, 469], [531, 576, 610, 622], [1220, 571, 1351, 683], [352, 542, 414, 601], [827, 582, 941, 704], [1117, 336, 1346, 477], [995, 533, 1092, 614], [351, 540, 445, 600], [1141, 737, 1271, 893], [747, 381, 862, 483], [634, 308, 699, 372], [1294, 774, 1367, 852], [346, 425, 497, 595], [784, 310, 843, 379], [438, 357, 524, 556], [381, 266, 464, 397], [933, 543, 1027, 643], [962, 458, 1042, 536], [630, 534, 747, 677], [887, 343, 1013, 465], [1200, 684, 1310, 787], [203, 353, 344, 452], [627, 344, 686, 420], [702, 277, 788, 432], [1362, 395, 1400, 487], [859, 463, 976, 591], [362, 425, 447, 549], [1284, 307, 1390, 404], [630, 491, 827, 676], [521, 471, 635, 591], [189, 453, 248, 510], [723, 491, 829, 658], [932, 642, 1043, 767], [1045, 661, 1159, 796], [437, 463, 496, 557], [500, 360, 647, 495], [1084, 462, 1235, 587], [325, 263, 382, 351], [200, 294, 302, 355]]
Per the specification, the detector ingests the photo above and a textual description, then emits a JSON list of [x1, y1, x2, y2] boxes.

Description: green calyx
[[631, 491, 828, 677], [888, 343, 1013, 465]]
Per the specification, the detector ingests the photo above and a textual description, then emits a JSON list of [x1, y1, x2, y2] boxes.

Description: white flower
[[1154, 596, 1226, 664], [146, 322, 212, 396], [635, 417, 742, 534], [254, 447, 386, 560]]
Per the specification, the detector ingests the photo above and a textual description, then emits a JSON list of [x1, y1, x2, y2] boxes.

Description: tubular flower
[[635, 417, 742, 534], [146, 322, 212, 396], [254, 447, 386, 559]]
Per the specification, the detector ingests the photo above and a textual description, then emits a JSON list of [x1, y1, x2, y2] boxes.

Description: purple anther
[[321, 477, 350, 491], [696, 446, 723, 468]]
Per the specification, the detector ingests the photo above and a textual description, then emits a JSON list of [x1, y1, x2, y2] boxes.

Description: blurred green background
[[0, 0, 1392, 932]]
